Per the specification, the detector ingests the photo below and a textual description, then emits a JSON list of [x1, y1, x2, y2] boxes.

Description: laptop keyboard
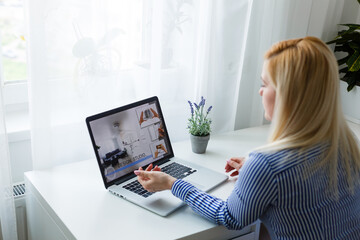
[[123, 180, 154, 198], [123, 162, 197, 198]]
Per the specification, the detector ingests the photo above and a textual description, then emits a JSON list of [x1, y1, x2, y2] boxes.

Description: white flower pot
[[340, 80, 360, 124]]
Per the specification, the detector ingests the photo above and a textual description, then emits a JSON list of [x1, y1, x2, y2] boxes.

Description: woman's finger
[[225, 163, 234, 172], [230, 157, 244, 163], [153, 165, 161, 171], [145, 163, 153, 171], [228, 158, 245, 171], [228, 161, 241, 171]]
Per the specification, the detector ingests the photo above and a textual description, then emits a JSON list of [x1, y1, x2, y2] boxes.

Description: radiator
[[13, 182, 27, 240]]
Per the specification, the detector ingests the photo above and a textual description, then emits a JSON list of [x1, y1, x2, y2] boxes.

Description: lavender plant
[[187, 96, 212, 136]]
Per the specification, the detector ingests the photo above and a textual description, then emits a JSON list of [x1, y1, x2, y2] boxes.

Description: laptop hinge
[[152, 158, 171, 167]]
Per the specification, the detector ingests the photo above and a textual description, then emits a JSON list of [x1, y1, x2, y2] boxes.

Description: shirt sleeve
[[171, 152, 277, 229]]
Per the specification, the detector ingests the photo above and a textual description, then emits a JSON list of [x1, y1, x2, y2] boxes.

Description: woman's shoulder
[[247, 150, 285, 174], [248, 144, 326, 174], [248, 148, 293, 164]]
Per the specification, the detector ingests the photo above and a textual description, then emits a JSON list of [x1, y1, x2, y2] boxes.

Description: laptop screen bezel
[[85, 96, 175, 189]]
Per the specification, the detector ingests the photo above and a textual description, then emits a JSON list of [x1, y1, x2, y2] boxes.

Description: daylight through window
[[0, 0, 27, 84]]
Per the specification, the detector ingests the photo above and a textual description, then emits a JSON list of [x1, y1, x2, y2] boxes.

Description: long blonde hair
[[261, 36, 360, 195]]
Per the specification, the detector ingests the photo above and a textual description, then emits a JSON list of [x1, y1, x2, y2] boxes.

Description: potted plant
[[187, 96, 212, 153], [327, 24, 360, 91], [327, 5, 360, 122]]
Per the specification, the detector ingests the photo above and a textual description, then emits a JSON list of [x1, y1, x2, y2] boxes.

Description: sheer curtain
[[233, 0, 344, 129], [26, 0, 345, 170], [26, 0, 251, 169], [0, 80, 17, 239]]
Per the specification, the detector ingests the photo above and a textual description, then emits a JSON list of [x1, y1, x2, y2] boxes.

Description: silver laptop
[[86, 96, 228, 216]]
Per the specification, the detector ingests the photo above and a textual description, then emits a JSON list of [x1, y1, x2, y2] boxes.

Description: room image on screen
[[90, 102, 170, 183]]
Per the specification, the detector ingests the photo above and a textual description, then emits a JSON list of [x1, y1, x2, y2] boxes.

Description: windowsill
[[5, 108, 30, 143]]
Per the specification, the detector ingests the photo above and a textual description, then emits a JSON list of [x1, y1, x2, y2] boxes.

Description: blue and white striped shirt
[[171, 146, 360, 239]]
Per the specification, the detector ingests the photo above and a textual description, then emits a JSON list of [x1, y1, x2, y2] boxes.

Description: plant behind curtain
[[26, 0, 250, 169]]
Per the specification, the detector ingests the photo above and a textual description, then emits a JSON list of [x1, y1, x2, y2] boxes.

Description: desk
[[25, 125, 270, 240]]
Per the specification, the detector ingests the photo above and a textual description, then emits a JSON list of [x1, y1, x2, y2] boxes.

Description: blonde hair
[[261, 36, 360, 195]]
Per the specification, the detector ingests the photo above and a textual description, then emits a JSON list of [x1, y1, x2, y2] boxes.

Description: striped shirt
[[171, 146, 360, 239]]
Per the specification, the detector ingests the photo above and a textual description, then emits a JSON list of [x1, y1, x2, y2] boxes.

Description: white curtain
[[233, 0, 344, 129], [0, 76, 18, 238], [26, 0, 251, 169], [25, 0, 346, 170]]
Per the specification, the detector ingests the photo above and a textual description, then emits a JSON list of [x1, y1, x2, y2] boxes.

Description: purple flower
[[199, 96, 204, 107], [187, 97, 212, 136], [188, 100, 194, 116], [194, 102, 199, 110]]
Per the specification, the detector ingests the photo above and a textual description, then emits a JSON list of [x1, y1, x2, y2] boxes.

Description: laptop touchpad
[[147, 192, 183, 208], [186, 180, 205, 190]]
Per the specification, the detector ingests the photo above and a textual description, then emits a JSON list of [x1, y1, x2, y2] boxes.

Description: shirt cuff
[[171, 179, 195, 201]]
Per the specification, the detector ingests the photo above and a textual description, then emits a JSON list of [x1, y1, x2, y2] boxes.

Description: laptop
[[86, 96, 228, 216]]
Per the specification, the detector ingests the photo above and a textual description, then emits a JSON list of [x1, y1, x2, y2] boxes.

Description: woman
[[135, 37, 360, 239]]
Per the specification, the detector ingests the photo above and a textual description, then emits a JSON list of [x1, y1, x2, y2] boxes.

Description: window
[[0, 0, 27, 84], [0, 0, 28, 107]]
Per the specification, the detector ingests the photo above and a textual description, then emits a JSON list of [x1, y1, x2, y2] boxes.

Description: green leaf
[[339, 32, 360, 41], [339, 67, 348, 73], [326, 39, 336, 45], [339, 23, 360, 29], [347, 50, 360, 71], [327, 32, 360, 45], [338, 56, 349, 66], [358, 0, 360, 5], [346, 74, 357, 91], [338, 30, 348, 35], [327, 38, 348, 45], [341, 72, 351, 81], [334, 29, 360, 42], [335, 44, 354, 54], [347, 82, 356, 92], [349, 42, 360, 51], [345, 72, 360, 91]]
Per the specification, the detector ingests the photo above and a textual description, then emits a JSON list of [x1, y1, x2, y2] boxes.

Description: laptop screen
[[86, 96, 174, 188]]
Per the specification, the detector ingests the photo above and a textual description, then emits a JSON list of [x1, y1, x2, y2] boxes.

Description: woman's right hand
[[225, 157, 245, 177], [135, 164, 176, 192]]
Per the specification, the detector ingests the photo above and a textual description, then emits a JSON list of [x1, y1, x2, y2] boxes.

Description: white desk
[[25, 125, 270, 240]]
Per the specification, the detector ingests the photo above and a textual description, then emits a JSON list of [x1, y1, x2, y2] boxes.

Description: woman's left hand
[[225, 157, 245, 177]]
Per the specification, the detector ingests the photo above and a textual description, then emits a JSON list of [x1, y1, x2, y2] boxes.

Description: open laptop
[[86, 96, 228, 216]]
